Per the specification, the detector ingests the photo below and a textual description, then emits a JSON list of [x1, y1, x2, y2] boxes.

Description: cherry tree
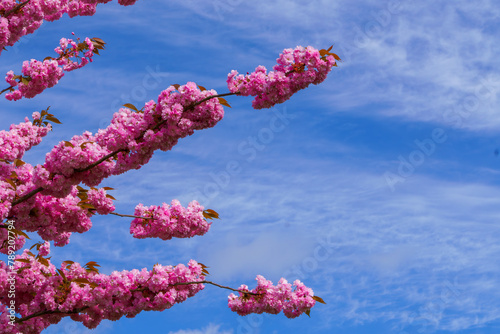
[[0, 1, 339, 333]]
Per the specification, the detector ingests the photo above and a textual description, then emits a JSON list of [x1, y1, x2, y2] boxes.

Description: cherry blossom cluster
[[0, 114, 51, 251], [0, 37, 334, 328], [9, 181, 115, 247], [5, 59, 63, 101], [0, 113, 51, 162], [0, 245, 205, 333], [227, 46, 337, 109], [54, 36, 96, 72], [228, 275, 316, 318], [4, 36, 99, 101], [40, 82, 223, 193], [130, 200, 210, 240], [1, 83, 223, 249], [0, 0, 137, 52]]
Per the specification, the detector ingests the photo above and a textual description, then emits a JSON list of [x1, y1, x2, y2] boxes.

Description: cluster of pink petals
[[0, 245, 205, 333], [1, 83, 223, 249], [5, 36, 96, 101], [0, 113, 51, 161], [228, 275, 316, 318], [227, 46, 336, 109], [0, 114, 51, 252], [5, 59, 63, 100], [55, 36, 95, 71], [0, 0, 137, 52], [9, 180, 115, 247], [39, 82, 223, 193], [130, 200, 210, 240], [0, 38, 334, 328]]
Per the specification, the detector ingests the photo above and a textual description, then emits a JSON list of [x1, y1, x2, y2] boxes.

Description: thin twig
[[110, 212, 152, 220], [173, 280, 262, 295]]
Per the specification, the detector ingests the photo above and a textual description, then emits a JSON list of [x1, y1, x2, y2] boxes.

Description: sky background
[[1, 0, 500, 333]]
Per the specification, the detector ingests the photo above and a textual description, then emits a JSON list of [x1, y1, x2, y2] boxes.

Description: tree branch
[[14, 279, 260, 324], [173, 280, 262, 296], [110, 212, 152, 220], [14, 306, 89, 324], [3, 0, 31, 18], [10, 90, 240, 207]]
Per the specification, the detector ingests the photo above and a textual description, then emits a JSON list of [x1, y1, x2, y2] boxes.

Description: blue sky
[[1, 0, 500, 333]]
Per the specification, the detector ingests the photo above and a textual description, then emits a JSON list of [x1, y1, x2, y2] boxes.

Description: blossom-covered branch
[[0, 243, 321, 333], [2, 35, 105, 101]]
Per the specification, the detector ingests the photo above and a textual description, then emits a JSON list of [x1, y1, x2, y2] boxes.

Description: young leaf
[[172, 84, 181, 90], [123, 103, 139, 112], [37, 257, 49, 267], [72, 277, 91, 284], [63, 141, 75, 148], [12, 229, 30, 239], [29, 242, 42, 251], [4, 178, 16, 190], [198, 85, 207, 91], [15, 259, 31, 263], [92, 37, 106, 45], [203, 209, 220, 220], [62, 260, 74, 269], [218, 97, 231, 108], [312, 295, 326, 304], [77, 185, 87, 192], [79, 203, 96, 210], [45, 115, 62, 124], [13, 159, 25, 167]]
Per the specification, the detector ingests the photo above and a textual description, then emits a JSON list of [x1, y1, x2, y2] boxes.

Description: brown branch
[[0, 86, 13, 94], [12, 186, 43, 206], [110, 212, 152, 220], [15, 279, 261, 324], [14, 306, 89, 324], [10, 91, 239, 207], [3, 0, 31, 18], [173, 280, 262, 295], [74, 148, 127, 173]]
